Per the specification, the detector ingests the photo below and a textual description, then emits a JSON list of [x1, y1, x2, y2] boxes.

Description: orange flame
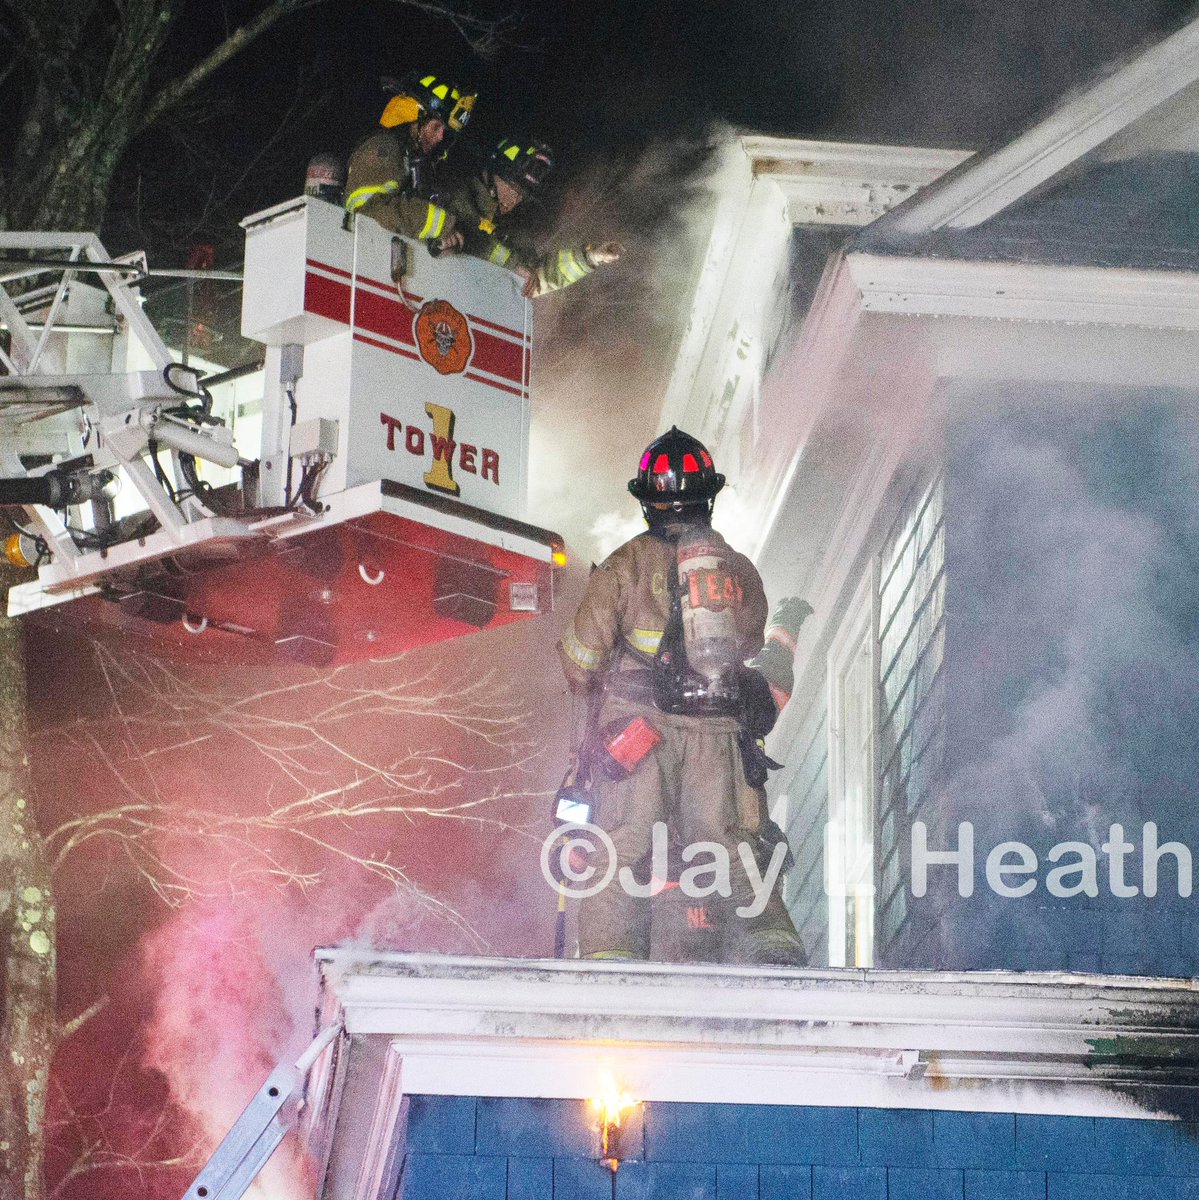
[[589, 1071, 640, 1169]]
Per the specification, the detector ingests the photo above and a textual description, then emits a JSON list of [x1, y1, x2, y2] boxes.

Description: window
[[875, 476, 946, 960]]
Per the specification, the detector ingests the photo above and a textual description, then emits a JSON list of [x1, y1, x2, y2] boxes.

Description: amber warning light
[[589, 1072, 640, 1172]]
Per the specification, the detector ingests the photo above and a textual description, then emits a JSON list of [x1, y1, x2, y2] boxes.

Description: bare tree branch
[[57, 996, 109, 1044], [34, 640, 547, 945], [139, 0, 520, 136], [45, 1043, 200, 1200], [138, 0, 320, 135]]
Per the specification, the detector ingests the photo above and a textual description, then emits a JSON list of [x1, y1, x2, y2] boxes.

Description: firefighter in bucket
[[557, 428, 809, 965]]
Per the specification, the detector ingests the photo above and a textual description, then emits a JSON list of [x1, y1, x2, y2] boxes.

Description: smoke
[[816, 0, 1177, 149], [139, 898, 323, 1199], [918, 386, 1199, 974], [525, 130, 728, 565]]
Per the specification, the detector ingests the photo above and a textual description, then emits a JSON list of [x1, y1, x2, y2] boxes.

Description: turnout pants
[[577, 697, 805, 964]]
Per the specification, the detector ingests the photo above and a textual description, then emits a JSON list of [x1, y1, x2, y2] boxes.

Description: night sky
[[107, 0, 1193, 260]]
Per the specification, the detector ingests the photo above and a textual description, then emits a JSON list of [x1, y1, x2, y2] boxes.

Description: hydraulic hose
[[0, 471, 115, 508], [0, 477, 58, 507]]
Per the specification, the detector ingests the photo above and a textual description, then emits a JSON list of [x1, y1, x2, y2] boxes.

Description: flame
[[589, 1071, 640, 1166]]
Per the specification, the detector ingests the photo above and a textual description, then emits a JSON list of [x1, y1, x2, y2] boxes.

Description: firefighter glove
[[585, 241, 624, 267]]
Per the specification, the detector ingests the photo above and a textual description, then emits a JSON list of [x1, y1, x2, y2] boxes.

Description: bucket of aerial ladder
[[6, 197, 563, 665]]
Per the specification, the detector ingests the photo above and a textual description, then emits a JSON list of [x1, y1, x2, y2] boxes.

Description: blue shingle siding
[[505, 1157, 552, 1200], [646, 1101, 754, 1163], [552, 1156, 613, 1200], [1014, 1116, 1096, 1173], [1048, 1175, 1199, 1200], [933, 1113, 1016, 1169], [477, 1097, 598, 1159], [1174, 1127, 1199, 1173], [812, 1165, 887, 1199], [750, 1105, 859, 1166], [395, 1098, 1199, 1200], [859, 1109, 935, 1166], [1089, 1117, 1193, 1175], [759, 1165, 811, 1199], [887, 1167, 963, 1200], [774, 693, 828, 961], [400, 1152, 506, 1200], [613, 1161, 718, 1199], [719, 1164, 763, 1199], [405, 1095, 478, 1155], [964, 1169, 1046, 1200]]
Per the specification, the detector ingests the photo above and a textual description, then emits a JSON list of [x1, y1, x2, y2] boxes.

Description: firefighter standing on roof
[[446, 138, 623, 298], [345, 72, 473, 245], [557, 428, 809, 965]]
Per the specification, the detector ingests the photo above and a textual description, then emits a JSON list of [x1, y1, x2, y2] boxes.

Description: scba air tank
[[676, 526, 742, 703]]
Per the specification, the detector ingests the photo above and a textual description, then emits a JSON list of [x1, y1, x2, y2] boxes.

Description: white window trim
[[308, 950, 1199, 1158], [825, 562, 879, 968]]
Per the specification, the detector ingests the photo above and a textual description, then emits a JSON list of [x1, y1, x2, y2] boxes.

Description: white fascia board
[[742, 137, 973, 182], [847, 251, 1199, 330], [659, 142, 758, 432], [872, 15, 1199, 235], [316, 952, 1199, 1119]]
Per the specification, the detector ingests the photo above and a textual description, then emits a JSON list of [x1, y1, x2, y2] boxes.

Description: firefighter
[[446, 138, 622, 299], [344, 72, 474, 245], [557, 428, 808, 965]]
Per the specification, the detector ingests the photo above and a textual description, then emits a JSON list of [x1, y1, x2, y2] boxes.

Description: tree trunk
[[0, 564, 56, 1200]]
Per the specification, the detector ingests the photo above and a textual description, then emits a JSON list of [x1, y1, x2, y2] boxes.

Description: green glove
[[768, 597, 814, 641]]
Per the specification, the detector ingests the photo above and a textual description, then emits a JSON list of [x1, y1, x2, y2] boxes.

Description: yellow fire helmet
[[380, 73, 475, 134]]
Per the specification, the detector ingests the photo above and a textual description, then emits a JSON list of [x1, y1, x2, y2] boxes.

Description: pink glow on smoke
[[139, 899, 324, 1198]]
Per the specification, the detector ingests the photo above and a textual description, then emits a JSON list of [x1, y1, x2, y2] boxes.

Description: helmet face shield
[[523, 147, 553, 188], [379, 94, 422, 128]]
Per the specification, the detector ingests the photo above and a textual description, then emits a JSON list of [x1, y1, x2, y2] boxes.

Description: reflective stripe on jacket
[[345, 129, 454, 241], [447, 176, 596, 294]]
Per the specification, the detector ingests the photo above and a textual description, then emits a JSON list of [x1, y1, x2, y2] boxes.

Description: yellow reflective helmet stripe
[[345, 180, 399, 212], [488, 242, 512, 266], [562, 626, 603, 671], [417, 203, 448, 239], [625, 627, 663, 656]]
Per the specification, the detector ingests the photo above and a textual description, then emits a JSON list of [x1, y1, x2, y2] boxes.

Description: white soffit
[[741, 137, 972, 226], [660, 138, 966, 435], [847, 252, 1199, 330], [317, 952, 1199, 1119], [870, 14, 1199, 236]]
